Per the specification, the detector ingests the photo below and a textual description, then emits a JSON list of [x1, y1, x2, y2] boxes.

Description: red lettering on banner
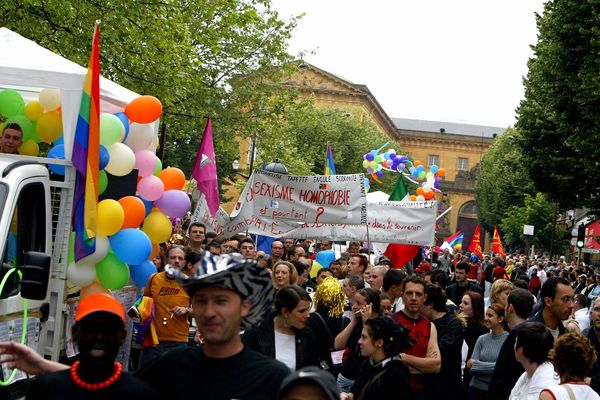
[[298, 189, 350, 206]]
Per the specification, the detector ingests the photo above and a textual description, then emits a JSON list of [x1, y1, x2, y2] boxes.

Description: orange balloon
[[414, 160, 422, 167], [416, 187, 425, 196], [410, 195, 417, 201], [150, 243, 161, 260], [438, 168, 446, 177], [158, 167, 185, 190], [125, 95, 162, 124], [118, 196, 146, 228], [425, 191, 435, 200]]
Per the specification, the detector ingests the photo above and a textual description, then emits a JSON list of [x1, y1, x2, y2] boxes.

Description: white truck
[[0, 27, 146, 396]]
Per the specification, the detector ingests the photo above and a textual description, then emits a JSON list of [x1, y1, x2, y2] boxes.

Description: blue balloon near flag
[[130, 259, 157, 287], [99, 145, 110, 170], [315, 250, 336, 268], [47, 144, 65, 175], [109, 228, 152, 265], [114, 112, 130, 141]]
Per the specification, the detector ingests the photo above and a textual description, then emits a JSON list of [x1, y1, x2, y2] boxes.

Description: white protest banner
[[190, 193, 230, 235], [242, 170, 367, 225], [279, 200, 436, 245]]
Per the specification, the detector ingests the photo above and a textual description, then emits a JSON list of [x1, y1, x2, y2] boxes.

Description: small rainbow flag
[[72, 22, 100, 261], [441, 230, 464, 254], [324, 143, 336, 175]]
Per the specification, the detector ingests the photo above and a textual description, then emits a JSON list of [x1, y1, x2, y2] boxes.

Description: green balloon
[[4, 115, 33, 142], [96, 252, 130, 290], [98, 170, 108, 195], [99, 114, 124, 147], [0, 89, 25, 118], [153, 158, 163, 176]]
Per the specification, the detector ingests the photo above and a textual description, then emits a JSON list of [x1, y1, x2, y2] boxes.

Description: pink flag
[[192, 117, 219, 216]]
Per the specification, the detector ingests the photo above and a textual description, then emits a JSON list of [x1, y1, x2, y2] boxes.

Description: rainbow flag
[[72, 22, 100, 261], [324, 143, 336, 175], [441, 230, 464, 254]]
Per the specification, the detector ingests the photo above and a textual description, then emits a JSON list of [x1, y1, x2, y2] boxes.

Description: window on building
[[428, 154, 439, 166], [457, 157, 469, 171]]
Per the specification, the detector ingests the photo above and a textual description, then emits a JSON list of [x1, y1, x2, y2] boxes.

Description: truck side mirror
[[20, 251, 50, 301]]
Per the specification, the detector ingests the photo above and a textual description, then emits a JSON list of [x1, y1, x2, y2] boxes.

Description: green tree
[[499, 192, 566, 253], [475, 128, 536, 232], [2, 0, 300, 195], [516, 0, 600, 210]]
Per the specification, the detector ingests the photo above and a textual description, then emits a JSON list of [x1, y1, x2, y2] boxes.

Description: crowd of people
[[2, 217, 600, 400]]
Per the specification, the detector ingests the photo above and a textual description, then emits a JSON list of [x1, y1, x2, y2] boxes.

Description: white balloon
[[125, 123, 155, 152], [66, 262, 96, 286], [38, 88, 61, 111], [427, 176, 436, 187], [416, 195, 425, 202], [78, 235, 109, 265], [422, 184, 432, 193], [105, 143, 136, 176]]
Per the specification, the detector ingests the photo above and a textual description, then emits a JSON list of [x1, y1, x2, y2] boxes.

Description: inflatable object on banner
[[66, 262, 96, 286], [24, 101, 44, 121], [142, 210, 172, 244], [158, 167, 185, 191], [137, 175, 164, 202], [105, 142, 135, 176], [130, 260, 157, 287], [38, 88, 61, 111], [155, 190, 191, 218], [118, 196, 146, 229], [125, 123, 154, 152], [135, 150, 159, 177], [99, 113, 125, 146], [36, 111, 62, 143], [315, 250, 335, 269], [47, 145, 65, 175], [125, 96, 162, 124], [0, 89, 25, 117], [109, 228, 152, 265], [96, 200, 125, 236], [77, 235, 110, 266], [96, 253, 130, 290]]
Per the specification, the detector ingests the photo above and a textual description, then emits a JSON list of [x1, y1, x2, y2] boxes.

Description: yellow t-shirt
[[144, 272, 190, 343]]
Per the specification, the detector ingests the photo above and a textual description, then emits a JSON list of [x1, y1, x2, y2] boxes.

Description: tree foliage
[[499, 192, 566, 253], [475, 128, 536, 232], [2, 0, 300, 194], [516, 0, 600, 210]]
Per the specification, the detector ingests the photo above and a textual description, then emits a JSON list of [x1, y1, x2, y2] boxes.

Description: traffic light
[[577, 224, 586, 249]]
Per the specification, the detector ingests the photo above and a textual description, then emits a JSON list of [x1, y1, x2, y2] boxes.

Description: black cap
[[278, 366, 339, 400]]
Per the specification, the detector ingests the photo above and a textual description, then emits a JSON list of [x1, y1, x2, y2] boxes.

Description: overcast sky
[[271, 0, 547, 128]]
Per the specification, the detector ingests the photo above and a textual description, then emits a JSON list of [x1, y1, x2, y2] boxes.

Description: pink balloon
[[137, 175, 164, 201], [155, 190, 191, 217], [135, 150, 158, 177]]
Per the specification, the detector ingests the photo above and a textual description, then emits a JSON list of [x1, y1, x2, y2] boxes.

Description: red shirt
[[392, 311, 431, 391]]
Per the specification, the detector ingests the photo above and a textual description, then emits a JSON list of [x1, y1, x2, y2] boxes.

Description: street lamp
[[264, 158, 288, 175]]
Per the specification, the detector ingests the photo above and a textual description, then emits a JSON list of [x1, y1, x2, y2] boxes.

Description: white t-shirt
[[541, 383, 600, 400], [274, 329, 296, 371], [509, 361, 560, 400]]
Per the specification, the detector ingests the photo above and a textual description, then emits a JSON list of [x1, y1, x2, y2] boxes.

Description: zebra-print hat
[[166, 252, 275, 329]]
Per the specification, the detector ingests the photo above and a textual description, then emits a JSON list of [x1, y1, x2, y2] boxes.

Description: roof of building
[[392, 117, 506, 138]]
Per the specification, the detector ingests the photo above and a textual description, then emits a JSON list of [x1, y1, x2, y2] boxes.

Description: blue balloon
[[137, 196, 154, 217], [47, 144, 65, 175], [53, 135, 64, 146], [109, 229, 152, 265], [114, 112, 130, 142], [315, 250, 336, 268], [130, 260, 157, 287], [99, 145, 110, 169]]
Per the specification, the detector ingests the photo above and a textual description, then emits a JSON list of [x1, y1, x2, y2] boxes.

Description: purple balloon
[[389, 153, 396, 160], [365, 153, 374, 161], [155, 190, 191, 218]]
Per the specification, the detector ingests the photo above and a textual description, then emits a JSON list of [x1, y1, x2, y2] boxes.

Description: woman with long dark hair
[[243, 285, 319, 370], [460, 290, 487, 388]]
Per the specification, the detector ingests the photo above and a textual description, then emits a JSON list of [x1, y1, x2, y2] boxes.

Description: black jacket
[[528, 307, 566, 336], [351, 358, 411, 400], [583, 327, 600, 395], [445, 282, 483, 306], [243, 315, 320, 370]]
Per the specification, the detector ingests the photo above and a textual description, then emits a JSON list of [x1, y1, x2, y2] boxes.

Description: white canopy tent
[[0, 27, 149, 160]]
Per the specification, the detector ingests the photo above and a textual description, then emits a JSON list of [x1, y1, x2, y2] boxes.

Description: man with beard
[[8, 294, 156, 399]]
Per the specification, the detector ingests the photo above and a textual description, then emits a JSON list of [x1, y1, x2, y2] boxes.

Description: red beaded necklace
[[70, 361, 123, 390]]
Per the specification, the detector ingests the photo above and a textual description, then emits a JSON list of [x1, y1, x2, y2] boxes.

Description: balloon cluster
[[0, 88, 190, 291], [361, 146, 446, 201]]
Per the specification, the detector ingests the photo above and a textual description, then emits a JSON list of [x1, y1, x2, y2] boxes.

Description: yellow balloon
[[24, 101, 44, 121], [36, 111, 62, 143], [142, 210, 172, 244], [97, 199, 125, 236], [18, 140, 39, 156]]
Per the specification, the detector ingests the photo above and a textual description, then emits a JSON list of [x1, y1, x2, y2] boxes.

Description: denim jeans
[[337, 373, 355, 393]]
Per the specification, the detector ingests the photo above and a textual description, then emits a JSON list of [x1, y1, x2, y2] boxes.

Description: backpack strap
[[563, 384, 577, 400]]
